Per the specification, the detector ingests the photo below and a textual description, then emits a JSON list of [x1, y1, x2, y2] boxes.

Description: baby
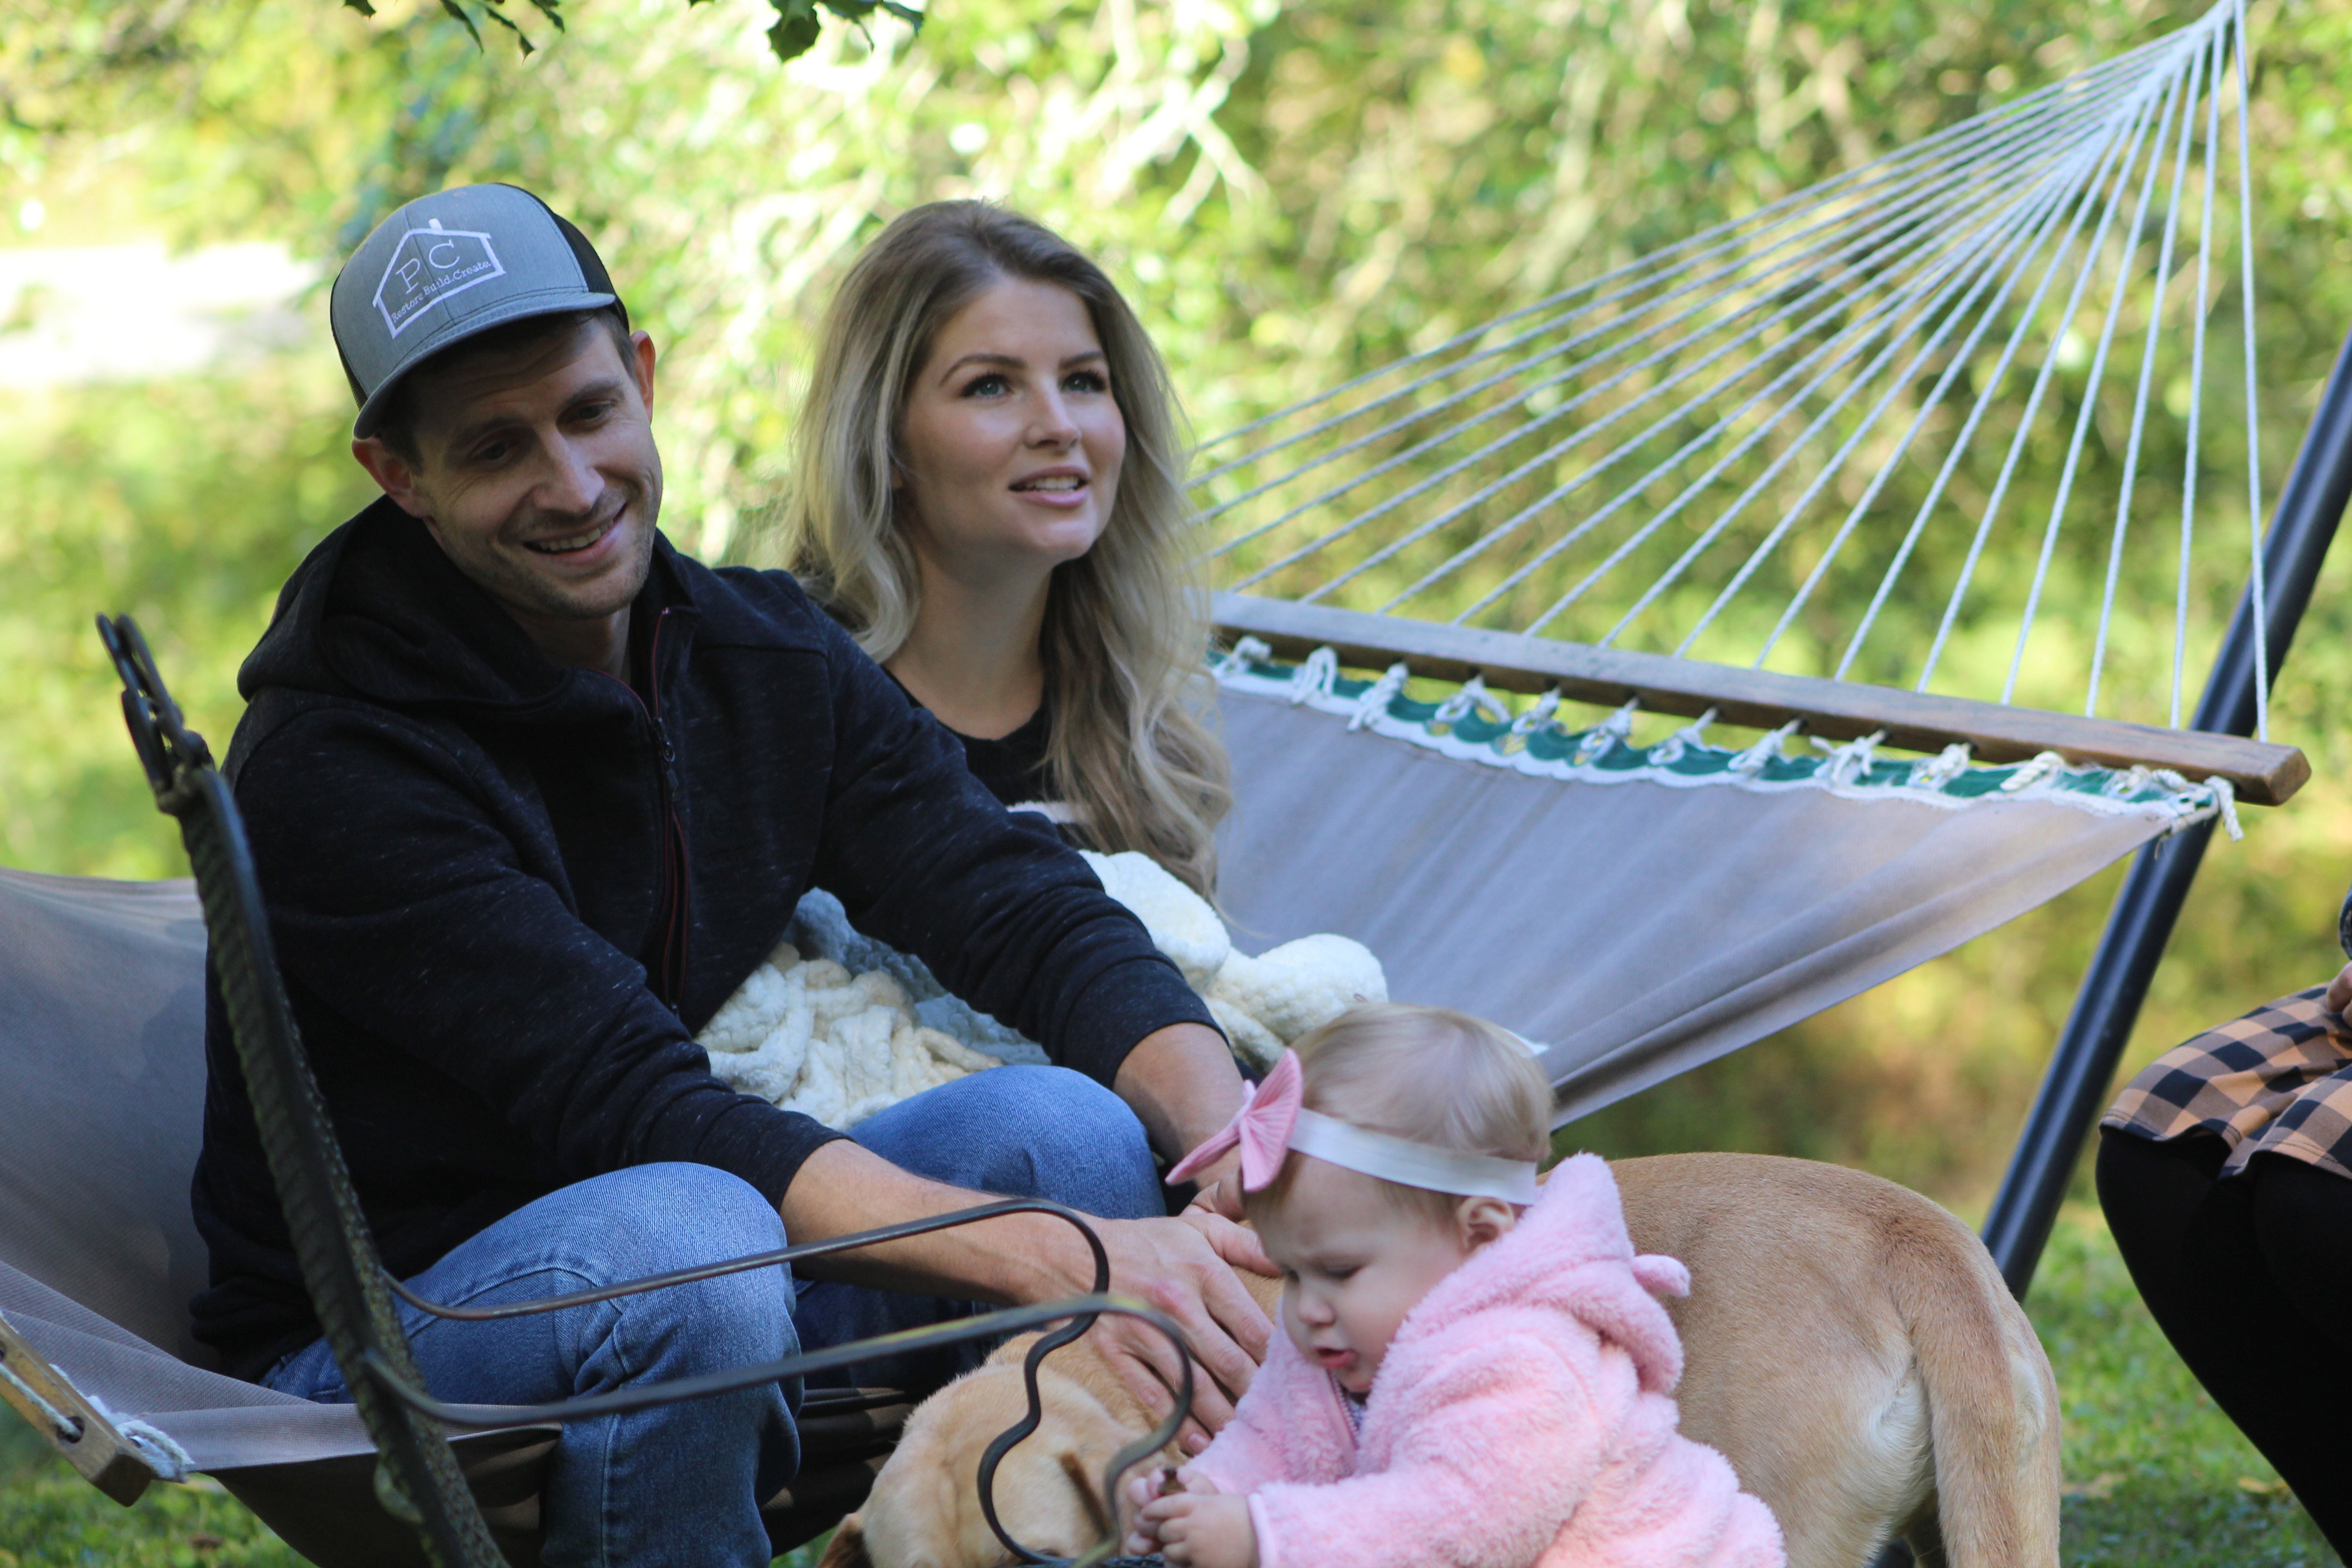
[[1125, 1004, 1784, 1568]]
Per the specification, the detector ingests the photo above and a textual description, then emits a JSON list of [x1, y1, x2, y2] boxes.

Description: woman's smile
[[1009, 464, 1093, 507]]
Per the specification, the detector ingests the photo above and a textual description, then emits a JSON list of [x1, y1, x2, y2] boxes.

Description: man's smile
[[524, 516, 621, 555]]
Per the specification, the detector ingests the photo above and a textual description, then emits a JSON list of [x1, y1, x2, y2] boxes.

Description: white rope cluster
[[1815, 730, 1889, 789], [1573, 700, 1640, 766], [1909, 743, 1976, 790], [1644, 708, 1719, 768], [1429, 675, 1511, 729], [1509, 689, 1564, 740], [1202, 0, 2266, 741], [1348, 662, 1411, 730], [88, 1396, 194, 1483], [1729, 720, 1807, 779]]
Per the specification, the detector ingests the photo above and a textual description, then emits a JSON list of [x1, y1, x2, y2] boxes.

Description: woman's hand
[[2326, 960, 2352, 1016], [1136, 1492, 1258, 1568]]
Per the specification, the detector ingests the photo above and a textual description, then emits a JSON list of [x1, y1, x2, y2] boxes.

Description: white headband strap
[[1288, 1108, 1542, 1205]]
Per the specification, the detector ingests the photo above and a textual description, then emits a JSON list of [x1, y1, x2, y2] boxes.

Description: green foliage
[[367, 0, 923, 64], [762, 0, 926, 64], [0, 1470, 302, 1567], [0, 363, 371, 879], [394, 0, 569, 60], [0, 1424, 835, 1568]]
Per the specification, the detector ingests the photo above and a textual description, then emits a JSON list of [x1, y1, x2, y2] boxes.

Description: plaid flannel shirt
[[2104, 985, 2352, 1182]]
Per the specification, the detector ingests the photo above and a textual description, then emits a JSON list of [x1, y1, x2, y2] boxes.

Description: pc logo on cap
[[331, 184, 625, 439]]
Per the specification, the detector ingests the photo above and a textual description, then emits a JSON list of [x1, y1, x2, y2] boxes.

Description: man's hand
[[778, 1140, 1274, 1447], [2326, 960, 2352, 1016], [1135, 1491, 1258, 1568], [1076, 1207, 1273, 1451], [782, 1016, 1278, 1446]]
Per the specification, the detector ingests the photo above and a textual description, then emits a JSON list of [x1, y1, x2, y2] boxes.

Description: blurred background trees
[[7, 0, 2352, 1207]]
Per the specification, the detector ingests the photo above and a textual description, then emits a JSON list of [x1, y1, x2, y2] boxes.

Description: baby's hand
[[1123, 1466, 1208, 1555], [1122, 1469, 1173, 1553], [1138, 1491, 1257, 1568]]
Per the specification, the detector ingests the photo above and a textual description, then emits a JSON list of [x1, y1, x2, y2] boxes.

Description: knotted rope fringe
[[1218, 646, 2235, 832]]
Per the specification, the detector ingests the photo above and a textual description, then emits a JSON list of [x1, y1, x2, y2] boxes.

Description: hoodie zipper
[[645, 610, 691, 1010], [598, 608, 691, 1010]]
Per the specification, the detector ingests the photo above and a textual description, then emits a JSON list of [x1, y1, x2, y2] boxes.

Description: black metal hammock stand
[[96, 612, 1181, 1568]]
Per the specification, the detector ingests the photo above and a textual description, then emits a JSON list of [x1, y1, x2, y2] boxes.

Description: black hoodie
[[191, 499, 1213, 1377]]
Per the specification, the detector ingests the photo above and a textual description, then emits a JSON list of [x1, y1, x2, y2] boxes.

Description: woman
[[2097, 904, 2352, 1552], [779, 200, 1230, 897]]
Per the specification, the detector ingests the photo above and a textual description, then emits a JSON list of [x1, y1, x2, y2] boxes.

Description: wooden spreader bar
[[0, 1310, 162, 1504], [1212, 593, 2309, 807]]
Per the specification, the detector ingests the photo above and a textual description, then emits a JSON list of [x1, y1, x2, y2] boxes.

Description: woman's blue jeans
[[260, 1065, 1164, 1567]]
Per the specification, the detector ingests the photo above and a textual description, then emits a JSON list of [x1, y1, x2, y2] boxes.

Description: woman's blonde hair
[[1245, 1004, 1554, 1227], [780, 201, 1230, 895]]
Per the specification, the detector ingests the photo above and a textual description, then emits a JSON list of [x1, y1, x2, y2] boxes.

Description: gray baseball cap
[[330, 183, 627, 439]]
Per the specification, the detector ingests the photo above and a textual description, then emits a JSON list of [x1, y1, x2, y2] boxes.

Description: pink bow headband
[[1167, 1050, 1541, 1205]]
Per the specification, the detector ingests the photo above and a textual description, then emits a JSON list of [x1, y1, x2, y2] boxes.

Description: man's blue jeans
[[261, 1065, 1164, 1567]]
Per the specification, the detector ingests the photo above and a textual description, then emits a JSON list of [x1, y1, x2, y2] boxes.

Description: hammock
[[1196, 0, 2304, 1125]]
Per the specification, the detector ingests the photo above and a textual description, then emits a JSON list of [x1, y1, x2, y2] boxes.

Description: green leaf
[[433, 0, 485, 50], [766, 0, 822, 61], [464, 0, 540, 55], [816, 0, 922, 30]]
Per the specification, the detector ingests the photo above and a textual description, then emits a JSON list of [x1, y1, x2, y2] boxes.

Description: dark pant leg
[[2097, 1129, 2352, 1553], [2244, 1152, 2352, 1547]]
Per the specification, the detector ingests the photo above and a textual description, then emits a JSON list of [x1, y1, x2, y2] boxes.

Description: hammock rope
[[1216, 80, 2153, 581], [1198, 37, 2162, 476], [1201, 0, 2267, 745]]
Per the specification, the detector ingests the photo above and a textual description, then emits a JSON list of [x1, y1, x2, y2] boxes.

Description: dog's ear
[[815, 1512, 873, 1568], [1056, 1451, 1115, 1539]]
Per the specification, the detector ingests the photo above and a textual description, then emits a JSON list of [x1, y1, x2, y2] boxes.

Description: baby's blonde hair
[[1245, 1004, 1553, 1227]]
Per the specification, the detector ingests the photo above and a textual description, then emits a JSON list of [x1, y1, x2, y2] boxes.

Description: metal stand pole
[[1980, 319, 2352, 1299], [1870, 314, 2352, 1568]]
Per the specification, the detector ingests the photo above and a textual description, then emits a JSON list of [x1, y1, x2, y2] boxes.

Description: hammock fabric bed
[[7, 1, 2352, 1561]]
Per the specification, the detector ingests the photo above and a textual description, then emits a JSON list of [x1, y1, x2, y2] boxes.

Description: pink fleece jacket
[[1186, 1154, 1784, 1568]]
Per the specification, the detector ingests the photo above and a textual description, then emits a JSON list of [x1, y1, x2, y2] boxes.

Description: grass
[[0, 1204, 2337, 1567]]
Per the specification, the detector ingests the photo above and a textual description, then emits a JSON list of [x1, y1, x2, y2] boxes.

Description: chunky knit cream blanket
[[696, 851, 1387, 1128]]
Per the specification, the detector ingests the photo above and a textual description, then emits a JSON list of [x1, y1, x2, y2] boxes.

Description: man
[[193, 183, 1264, 1565]]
